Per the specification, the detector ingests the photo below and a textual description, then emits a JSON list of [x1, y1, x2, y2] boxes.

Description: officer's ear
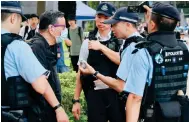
[[125, 22, 133, 29], [149, 20, 157, 31], [10, 13, 18, 24], [126, 22, 133, 28]]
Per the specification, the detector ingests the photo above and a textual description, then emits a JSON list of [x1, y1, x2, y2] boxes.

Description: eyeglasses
[[52, 24, 66, 28]]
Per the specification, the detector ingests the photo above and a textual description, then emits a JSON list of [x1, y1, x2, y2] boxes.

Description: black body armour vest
[[1, 33, 31, 109], [81, 29, 122, 95], [120, 36, 146, 60], [134, 32, 189, 120]]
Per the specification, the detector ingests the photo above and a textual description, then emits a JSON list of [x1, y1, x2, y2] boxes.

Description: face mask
[[56, 28, 68, 43]]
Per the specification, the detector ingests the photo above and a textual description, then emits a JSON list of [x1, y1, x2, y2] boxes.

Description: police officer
[[72, 3, 125, 122], [79, 2, 189, 122], [79, 7, 143, 96], [1, 1, 69, 122]]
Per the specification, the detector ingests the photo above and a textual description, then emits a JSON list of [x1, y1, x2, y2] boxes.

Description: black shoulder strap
[[24, 26, 29, 39], [88, 28, 98, 40], [177, 39, 189, 62], [78, 27, 82, 42], [133, 40, 163, 55], [2, 33, 23, 46], [121, 36, 146, 53]]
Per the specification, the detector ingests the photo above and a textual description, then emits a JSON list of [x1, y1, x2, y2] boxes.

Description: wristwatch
[[72, 99, 80, 104], [92, 71, 99, 79], [53, 103, 62, 111]]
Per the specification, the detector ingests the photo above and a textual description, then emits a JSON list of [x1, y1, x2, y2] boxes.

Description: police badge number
[[155, 53, 164, 64]]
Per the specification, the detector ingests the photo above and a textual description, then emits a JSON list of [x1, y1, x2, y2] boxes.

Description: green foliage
[[87, 1, 99, 10], [84, 1, 99, 32], [58, 71, 88, 122], [85, 21, 95, 32]]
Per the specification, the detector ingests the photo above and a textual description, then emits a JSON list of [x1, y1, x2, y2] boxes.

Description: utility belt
[[140, 95, 189, 122], [1, 105, 49, 122], [1, 108, 27, 122]]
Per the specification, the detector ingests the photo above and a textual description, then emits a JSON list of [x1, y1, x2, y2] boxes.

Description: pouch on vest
[[177, 96, 189, 122], [27, 104, 44, 122], [7, 76, 31, 109], [159, 101, 181, 118], [80, 75, 96, 98]]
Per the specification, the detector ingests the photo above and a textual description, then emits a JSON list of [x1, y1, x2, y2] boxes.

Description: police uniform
[[78, 3, 125, 122], [1, 1, 47, 121], [116, 2, 189, 122], [99, 10, 149, 114]]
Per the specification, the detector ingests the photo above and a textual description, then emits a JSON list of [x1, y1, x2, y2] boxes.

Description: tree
[[87, 1, 99, 10], [58, 1, 76, 28]]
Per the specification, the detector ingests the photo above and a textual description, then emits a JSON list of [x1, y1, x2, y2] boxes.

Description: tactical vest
[[81, 29, 122, 95], [134, 31, 189, 121], [120, 36, 145, 60], [1, 33, 31, 109]]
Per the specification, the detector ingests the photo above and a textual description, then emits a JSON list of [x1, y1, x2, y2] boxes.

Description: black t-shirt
[[30, 33, 61, 102]]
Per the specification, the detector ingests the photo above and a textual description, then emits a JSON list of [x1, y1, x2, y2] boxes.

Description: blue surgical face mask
[[56, 28, 68, 43]]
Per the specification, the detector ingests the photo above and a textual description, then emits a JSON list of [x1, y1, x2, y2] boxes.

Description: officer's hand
[[55, 107, 69, 122], [88, 40, 103, 51], [79, 62, 95, 75], [143, 5, 152, 22], [72, 103, 81, 120]]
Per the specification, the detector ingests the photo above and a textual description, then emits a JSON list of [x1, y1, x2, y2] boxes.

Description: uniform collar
[[122, 31, 142, 49], [127, 31, 141, 38], [96, 30, 111, 41], [147, 31, 178, 48]]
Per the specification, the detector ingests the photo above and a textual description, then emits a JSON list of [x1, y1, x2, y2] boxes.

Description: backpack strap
[[78, 26, 82, 43]]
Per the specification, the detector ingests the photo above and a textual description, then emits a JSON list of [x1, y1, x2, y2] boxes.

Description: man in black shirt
[[29, 10, 68, 122]]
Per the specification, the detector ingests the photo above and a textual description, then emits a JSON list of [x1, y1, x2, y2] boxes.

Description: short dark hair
[[1, 12, 11, 22], [68, 19, 77, 24], [39, 10, 64, 30], [151, 13, 177, 31]]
